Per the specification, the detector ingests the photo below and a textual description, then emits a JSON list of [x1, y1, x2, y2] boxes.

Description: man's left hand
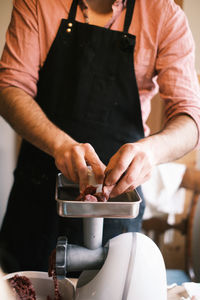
[[103, 142, 153, 198]]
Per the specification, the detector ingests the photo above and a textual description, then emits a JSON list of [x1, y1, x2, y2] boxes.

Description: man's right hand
[[0, 87, 105, 193], [54, 141, 105, 192]]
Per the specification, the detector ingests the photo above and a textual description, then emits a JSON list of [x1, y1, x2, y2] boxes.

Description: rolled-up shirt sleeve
[[156, 0, 200, 145], [0, 0, 40, 98]]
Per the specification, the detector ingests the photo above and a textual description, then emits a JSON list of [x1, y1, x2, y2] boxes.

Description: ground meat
[[8, 274, 36, 300], [75, 185, 108, 202], [48, 249, 61, 300], [8, 251, 61, 300], [46, 269, 61, 300]]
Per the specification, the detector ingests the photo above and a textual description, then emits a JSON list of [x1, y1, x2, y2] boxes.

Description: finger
[[58, 147, 79, 183], [109, 155, 144, 198], [72, 145, 89, 192], [124, 184, 135, 194], [59, 162, 71, 181], [124, 172, 151, 194], [104, 144, 136, 186], [67, 157, 79, 183], [84, 143, 106, 184], [78, 165, 89, 193], [55, 152, 75, 182], [90, 161, 106, 184], [102, 184, 115, 199]]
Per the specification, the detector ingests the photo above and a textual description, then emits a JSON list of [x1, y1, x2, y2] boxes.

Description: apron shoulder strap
[[68, 0, 78, 21], [123, 0, 136, 34]]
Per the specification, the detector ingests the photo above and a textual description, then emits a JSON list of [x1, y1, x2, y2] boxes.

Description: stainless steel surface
[[56, 236, 108, 279], [56, 173, 141, 219], [83, 218, 104, 249]]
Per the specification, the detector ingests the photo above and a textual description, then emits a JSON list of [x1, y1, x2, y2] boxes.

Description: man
[[0, 0, 200, 273]]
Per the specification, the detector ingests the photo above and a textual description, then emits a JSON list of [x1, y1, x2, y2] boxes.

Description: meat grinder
[[55, 172, 167, 300]]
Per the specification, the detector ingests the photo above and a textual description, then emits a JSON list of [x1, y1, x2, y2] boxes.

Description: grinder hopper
[[56, 170, 141, 249]]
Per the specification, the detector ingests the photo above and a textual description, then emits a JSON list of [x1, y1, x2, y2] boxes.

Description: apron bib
[[0, 0, 145, 272]]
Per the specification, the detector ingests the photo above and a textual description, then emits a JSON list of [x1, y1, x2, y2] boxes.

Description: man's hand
[[54, 142, 105, 192], [103, 142, 153, 198], [0, 87, 105, 192], [103, 114, 198, 199]]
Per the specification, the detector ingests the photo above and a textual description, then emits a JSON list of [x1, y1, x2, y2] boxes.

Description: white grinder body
[[75, 232, 167, 300]]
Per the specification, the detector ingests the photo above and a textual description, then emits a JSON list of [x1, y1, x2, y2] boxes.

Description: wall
[[183, 0, 200, 178], [0, 0, 15, 227], [184, 0, 200, 74], [147, 0, 200, 134]]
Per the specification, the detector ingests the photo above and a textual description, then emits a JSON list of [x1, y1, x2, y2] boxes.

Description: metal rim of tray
[[55, 173, 142, 219]]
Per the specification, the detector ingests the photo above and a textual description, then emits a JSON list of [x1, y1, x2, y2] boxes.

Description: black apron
[[0, 0, 145, 273]]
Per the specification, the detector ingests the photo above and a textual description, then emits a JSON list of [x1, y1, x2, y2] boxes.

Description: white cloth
[[142, 162, 186, 222], [182, 282, 200, 300]]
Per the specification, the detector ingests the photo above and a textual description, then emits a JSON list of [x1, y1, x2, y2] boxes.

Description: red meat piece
[[75, 185, 109, 202], [84, 194, 98, 202], [84, 185, 97, 195]]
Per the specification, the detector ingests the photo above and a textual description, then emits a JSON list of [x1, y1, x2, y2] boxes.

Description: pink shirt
[[1, 0, 200, 141]]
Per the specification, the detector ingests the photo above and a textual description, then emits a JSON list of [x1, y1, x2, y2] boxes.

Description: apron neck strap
[[123, 0, 136, 34], [68, 0, 136, 33], [68, 0, 78, 21]]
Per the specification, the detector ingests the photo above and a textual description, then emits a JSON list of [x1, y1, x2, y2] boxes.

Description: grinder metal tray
[[56, 173, 142, 219]]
